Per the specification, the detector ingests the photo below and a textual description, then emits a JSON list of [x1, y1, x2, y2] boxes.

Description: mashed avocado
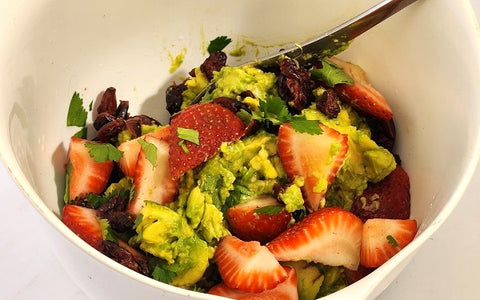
[[210, 65, 277, 101], [133, 201, 212, 287], [183, 130, 287, 211], [303, 104, 396, 209]]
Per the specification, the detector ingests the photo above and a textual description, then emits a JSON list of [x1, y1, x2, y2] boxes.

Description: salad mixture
[[62, 36, 417, 299]]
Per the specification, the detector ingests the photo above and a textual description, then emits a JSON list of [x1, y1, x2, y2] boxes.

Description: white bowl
[[1, 0, 480, 299]]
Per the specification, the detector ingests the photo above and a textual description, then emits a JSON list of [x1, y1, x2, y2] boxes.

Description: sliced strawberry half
[[214, 235, 288, 293], [67, 137, 113, 201], [127, 135, 178, 216], [208, 266, 298, 300], [61, 204, 103, 250], [277, 123, 348, 212], [360, 218, 417, 268], [266, 207, 363, 270], [169, 103, 245, 179], [118, 126, 171, 178], [329, 57, 393, 121], [351, 165, 410, 222], [226, 196, 292, 244]]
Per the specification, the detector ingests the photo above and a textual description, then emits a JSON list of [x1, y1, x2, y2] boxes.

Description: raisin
[[200, 51, 227, 80], [165, 83, 187, 115], [97, 87, 117, 115], [116, 100, 130, 119], [277, 58, 312, 112], [94, 119, 126, 143], [212, 97, 251, 114], [316, 89, 340, 118], [93, 112, 116, 131], [102, 241, 149, 276]]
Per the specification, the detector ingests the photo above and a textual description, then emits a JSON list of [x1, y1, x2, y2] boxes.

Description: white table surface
[[2, 2, 480, 299]]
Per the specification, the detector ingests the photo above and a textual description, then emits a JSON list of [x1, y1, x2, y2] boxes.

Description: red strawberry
[[277, 123, 348, 212], [169, 103, 245, 178], [127, 135, 178, 216], [208, 266, 298, 300], [67, 137, 113, 201], [360, 218, 417, 268], [118, 126, 171, 178], [329, 57, 393, 121], [214, 235, 288, 293], [226, 196, 292, 244], [266, 207, 363, 270], [61, 204, 103, 250], [351, 165, 410, 222]]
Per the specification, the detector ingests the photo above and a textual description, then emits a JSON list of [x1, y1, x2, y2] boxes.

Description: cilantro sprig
[[253, 96, 323, 135], [66, 92, 89, 138], [85, 142, 123, 163], [310, 59, 353, 88], [207, 36, 232, 54]]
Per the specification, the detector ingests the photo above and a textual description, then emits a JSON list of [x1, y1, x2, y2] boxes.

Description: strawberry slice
[[118, 126, 171, 178], [226, 196, 292, 244], [360, 218, 417, 268], [329, 57, 393, 121], [61, 204, 103, 250], [214, 235, 288, 293], [169, 103, 245, 178], [351, 165, 410, 222], [208, 266, 298, 300], [266, 207, 363, 270], [277, 123, 348, 212], [127, 135, 178, 216], [67, 136, 113, 201]]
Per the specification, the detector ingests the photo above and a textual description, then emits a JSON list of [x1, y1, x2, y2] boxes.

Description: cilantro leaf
[[310, 59, 353, 87], [386, 235, 399, 247], [85, 193, 108, 208], [254, 205, 284, 216], [207, 36, 232, 54], [66, 92, 88, 127], [73, 127, 87, 139], [177, 127, 200, 145], [258, 96, 291, 124], [137, 139, 157, 166], [85, 142, 123, 163], [290, 118, 323, 135], [152, 265, 177, 283]]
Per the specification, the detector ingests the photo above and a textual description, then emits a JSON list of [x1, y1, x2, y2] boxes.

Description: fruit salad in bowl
[[60, 38, 417, 299]]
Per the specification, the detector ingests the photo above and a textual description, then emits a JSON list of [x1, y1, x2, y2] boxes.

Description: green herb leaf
[[178, 140, 190, 153], [290, 118, 323, 135], [66, 92, 88, 127], [134, 214, 143, 229], [152, 265, 177, 283], [258, 96, 291, 124], [85, 193, 108, 208], [254, 205, 284, 216], [177, 127, 200, 145], [85, 142, 123, 163], [386, 235, 399, 247], [73, 127, 87, 139], [137, 139, 158, 166], [63, 162, 72, 204], [207, 36, 232, 54], [99, 219, 117, 243], [310, 59, 353, 88]]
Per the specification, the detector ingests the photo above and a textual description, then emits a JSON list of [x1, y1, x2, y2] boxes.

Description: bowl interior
[[1, 0, 480, 299]]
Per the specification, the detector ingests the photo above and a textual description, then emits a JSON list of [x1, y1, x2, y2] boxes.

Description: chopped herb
[[253, 96, 323, 135], [85, 193, 108, 208], [73, 127, 87, 139], [99, 219, 117, 243], [66, 92, 88, 127], [152, 265, 177, 283], [134, 214, 143, 229], [236, 108, 252, 125], [310, 59, 353, 88], [207, 35, 232, 54], [386, 235, 399, 247], [290, 118, 323, 135], [63, 162, 72, 204], [254, 205, 284, 216], [177, 127, 200, 145], [178, 140, 190, 153], [137, 139, 158, 166], [85, 142, 123, 163], [88, 100, 93, 111]]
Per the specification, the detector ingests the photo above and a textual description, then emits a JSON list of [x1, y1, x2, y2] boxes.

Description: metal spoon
[[194, 0, 418, 102]]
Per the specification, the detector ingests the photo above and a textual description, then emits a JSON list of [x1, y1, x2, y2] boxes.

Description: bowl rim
[[1, 0, 480, 298]]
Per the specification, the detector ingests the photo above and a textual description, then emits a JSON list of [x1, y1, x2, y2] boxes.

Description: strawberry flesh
[[351, 165, 410, 222], [329, 57, 393, 121], [277, 123, 348, 212], [67, 137, 113, 201], [266, 207, 363, 270], [214, 235, 288, 293], [360, 218, 417, 268], [61, 204, 103, 250], [208, 266, 298, 300], [169, 103, 245, 178], [127, 135, 178, 216], [226, 196, 292, 244]]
